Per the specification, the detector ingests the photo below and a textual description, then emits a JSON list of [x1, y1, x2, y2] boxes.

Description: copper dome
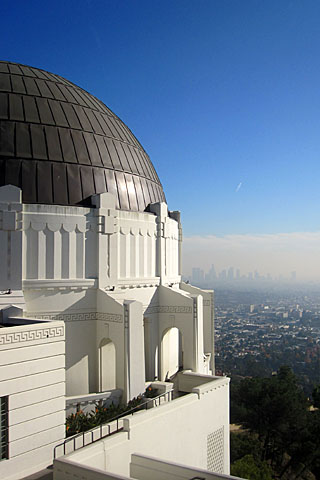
[[0, 61, 165, 210]]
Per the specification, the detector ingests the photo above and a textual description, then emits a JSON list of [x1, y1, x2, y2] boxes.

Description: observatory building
[[0, 62, 230, 480]]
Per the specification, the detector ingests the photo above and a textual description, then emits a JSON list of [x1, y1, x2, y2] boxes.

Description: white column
[[69, 230, 77, 278], [149, 202, 168, 284], [0, 185, 25, 309], [192, 295, 205, 373], [61, 229, 70, 279], [38, 230, 46, 279], [123, 300, 145, 402], [53, 230, 62, 279], [76, 230, 84, 279], [92, 192, 118, 289]]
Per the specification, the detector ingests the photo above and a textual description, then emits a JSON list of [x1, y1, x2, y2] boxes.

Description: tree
[[231, 454, 273, 480], [231, 366, 309, 474], [312, 384, 320, 408], [230, 432, 262, 464]]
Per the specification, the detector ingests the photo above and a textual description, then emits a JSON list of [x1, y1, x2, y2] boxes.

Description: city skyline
[[188, 264, 297, 285], [182, 231, 320, 282]]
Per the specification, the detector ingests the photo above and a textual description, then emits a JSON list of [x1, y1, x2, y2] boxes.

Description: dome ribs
[[0, 61, 165, 209]]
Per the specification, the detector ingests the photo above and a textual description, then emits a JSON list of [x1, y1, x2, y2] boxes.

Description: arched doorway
[[99, 338, 116, 391], [160, 327, 183, 381]]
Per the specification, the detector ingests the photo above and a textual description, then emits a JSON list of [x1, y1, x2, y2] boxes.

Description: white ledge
[[117, 278, 160, 288], [23, 279, 97, 289]]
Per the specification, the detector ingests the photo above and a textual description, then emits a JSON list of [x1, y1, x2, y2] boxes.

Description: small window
[[0, 397, 8, 460]]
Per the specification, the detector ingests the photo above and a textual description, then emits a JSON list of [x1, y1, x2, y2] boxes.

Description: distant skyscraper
[[192, 267, 204, 284], [227, 267, 234, 281], [219, 269, 227, 280], [209, 264, 217, 280], [236, 269, 240, 280], [205, 264, 217, 282]]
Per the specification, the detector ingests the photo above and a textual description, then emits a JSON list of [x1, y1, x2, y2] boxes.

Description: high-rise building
[[192, 267, 205, 284], [219, 269, 227, 280], [227, 267, 234, 281], [208, 264, 217, 281]]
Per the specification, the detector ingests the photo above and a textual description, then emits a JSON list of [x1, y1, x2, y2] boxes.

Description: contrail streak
[[235, 182, 242, 193]]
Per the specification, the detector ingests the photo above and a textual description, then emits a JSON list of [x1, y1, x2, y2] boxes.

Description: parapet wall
[[0, 320, 65, 480], [58, 375, 230, 478]]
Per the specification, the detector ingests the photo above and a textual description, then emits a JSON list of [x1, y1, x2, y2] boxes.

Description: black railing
[[54, 389, 173, 459]]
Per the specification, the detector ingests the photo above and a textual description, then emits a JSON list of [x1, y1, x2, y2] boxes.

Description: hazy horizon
[[182, 230, 320, 282]]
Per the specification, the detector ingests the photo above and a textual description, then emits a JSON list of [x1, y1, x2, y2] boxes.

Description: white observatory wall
[[22, 204, 96, 283], [19, 197, 181, 398], [0, 321, 65, 480], [61, 376, 230, 477], [116, 210, 179, 284], [117, 211, 157, 282], [21, 201, 180, 290], [123, 208, 177, 282], [164, 217, 179, 278]]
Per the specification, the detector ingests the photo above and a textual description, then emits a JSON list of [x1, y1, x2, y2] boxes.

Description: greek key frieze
[[27, 312, 123, 323], [146, 305, 192, 314], [96, 313, 123, 323], [0, 326, 64, 345]]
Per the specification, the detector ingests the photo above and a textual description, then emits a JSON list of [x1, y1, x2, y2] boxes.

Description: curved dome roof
[[0, 61, 166, 210]]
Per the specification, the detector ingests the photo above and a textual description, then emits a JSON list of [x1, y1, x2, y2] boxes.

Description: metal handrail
[[54, 389, 173, 459]]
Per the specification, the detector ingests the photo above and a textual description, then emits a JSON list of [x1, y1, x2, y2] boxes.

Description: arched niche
[[98, 338, 116, 392], [160, 327, 184, 381]]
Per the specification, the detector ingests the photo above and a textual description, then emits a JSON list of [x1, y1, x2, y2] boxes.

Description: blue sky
[[2, 1, 320, 277]]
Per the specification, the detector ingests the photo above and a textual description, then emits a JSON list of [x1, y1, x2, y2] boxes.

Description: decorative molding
[[193, 297, 198, 323], [117, 277, 160, 289], [0, 199, 22, 232], [23, 220, 87, 233], [119, 225, 156, 237], [0, 325, 64, 345], [124, 304, 129, 329], [146, 305, 192, 314], [26, 312, 123, 323], [203, 300, 211, 306], [23, 279, 97, 290], [96, 313, 123, 323], [207, 427, 224, 473]]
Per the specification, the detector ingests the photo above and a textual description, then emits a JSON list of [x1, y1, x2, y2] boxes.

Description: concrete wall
[[53, 453, 241, 480], [54, 458, 130, 480], [23, 283, 206, 401], [180, 282, 215, 372], [20, 196, 180, 291], [0, 320, 65, 480], [63, 376, 230, 477], [0, 185, 185, 400], [0, 185, 25, 310], [130, 454, 241, 480]]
